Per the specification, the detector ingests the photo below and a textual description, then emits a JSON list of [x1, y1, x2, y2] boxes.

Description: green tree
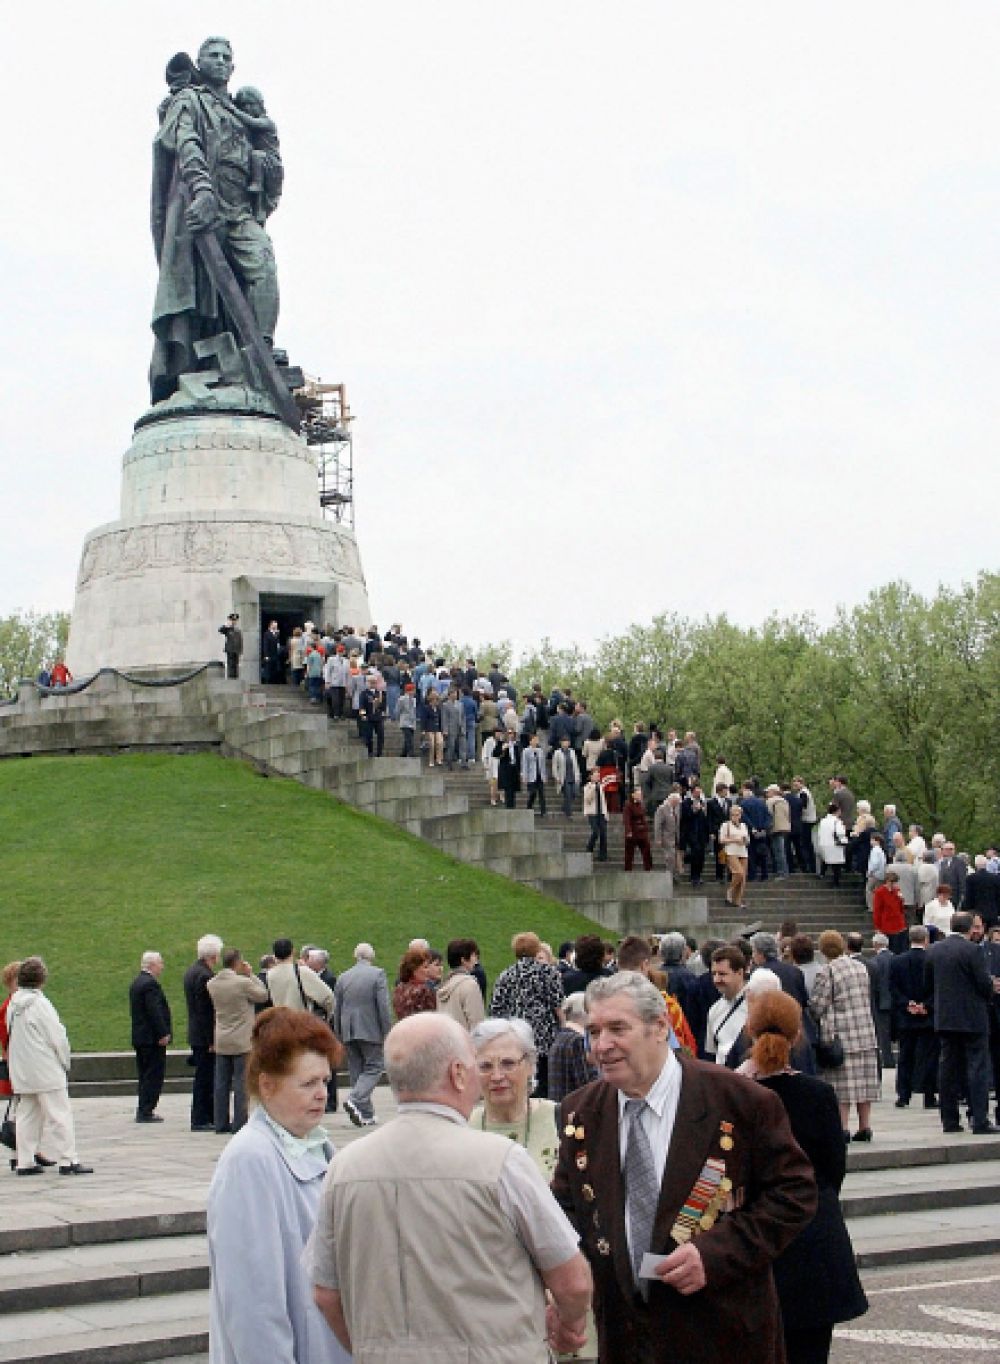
[[0, 611, 71, 698]]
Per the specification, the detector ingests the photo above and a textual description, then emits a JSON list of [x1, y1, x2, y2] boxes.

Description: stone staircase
[[220, 694, 708, 938]]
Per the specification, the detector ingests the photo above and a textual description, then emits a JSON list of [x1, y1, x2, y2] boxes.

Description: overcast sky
[[3, 2, 998, 652]]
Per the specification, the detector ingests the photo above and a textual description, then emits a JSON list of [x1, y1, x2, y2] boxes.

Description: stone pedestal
[[67, 412, 371, 678]]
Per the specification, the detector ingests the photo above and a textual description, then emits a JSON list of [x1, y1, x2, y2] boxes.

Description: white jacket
[[6, 989, 72, 1093]]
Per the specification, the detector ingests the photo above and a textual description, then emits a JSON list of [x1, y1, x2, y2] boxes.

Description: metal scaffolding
[[295, 378, 355, 525]]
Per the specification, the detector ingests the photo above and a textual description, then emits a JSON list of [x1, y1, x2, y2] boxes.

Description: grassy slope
[[2, 752, 602, 1050]]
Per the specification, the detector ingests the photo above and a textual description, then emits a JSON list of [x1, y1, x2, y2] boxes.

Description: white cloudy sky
[[3, 2, 998, 651]]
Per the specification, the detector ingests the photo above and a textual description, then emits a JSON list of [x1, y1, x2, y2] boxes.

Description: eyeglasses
[[476, 1056, 527, 1075]]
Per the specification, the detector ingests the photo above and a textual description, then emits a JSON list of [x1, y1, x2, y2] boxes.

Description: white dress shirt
[[706, 992, 748, 1065], [616, 1050, 682, 1192]]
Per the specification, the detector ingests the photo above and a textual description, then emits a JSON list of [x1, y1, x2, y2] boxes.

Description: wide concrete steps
[[0, 1291, 208, 1364], [842, 1124, 1000, 1268], [222, 704, 705, 935]]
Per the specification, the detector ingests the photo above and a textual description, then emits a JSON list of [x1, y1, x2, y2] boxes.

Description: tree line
[[0, 611, 70, 700], [439, 572, 1000, 851]]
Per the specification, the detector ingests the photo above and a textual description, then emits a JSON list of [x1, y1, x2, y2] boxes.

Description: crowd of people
[[7, 906, 1000, 1362], [244, 623, 1000, 909]]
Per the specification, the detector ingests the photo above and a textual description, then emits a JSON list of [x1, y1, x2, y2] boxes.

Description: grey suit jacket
[[333, 961, 392, 1044]]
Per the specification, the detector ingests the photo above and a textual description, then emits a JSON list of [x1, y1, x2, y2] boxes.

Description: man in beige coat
[[310, 1014, 592, 1360], [206, 949, 268, 1133]]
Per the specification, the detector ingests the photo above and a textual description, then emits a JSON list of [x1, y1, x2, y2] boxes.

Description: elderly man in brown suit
[[552, 971, 817, 1364], [206, 948, 268, 1133]]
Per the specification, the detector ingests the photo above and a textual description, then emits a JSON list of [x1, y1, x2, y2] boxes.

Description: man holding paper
[[552, 972, 816, 1364]]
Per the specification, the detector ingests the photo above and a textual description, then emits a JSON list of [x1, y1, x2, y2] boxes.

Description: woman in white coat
[[818, 802, 849, 887], [207, 1007, 350, 1364], [7, 957, 92, 1176]]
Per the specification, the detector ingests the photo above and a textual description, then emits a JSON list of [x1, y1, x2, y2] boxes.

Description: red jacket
[[623, 800, 650, 842], [873, 884, 907, 935], [0, 996, 12, 1097]]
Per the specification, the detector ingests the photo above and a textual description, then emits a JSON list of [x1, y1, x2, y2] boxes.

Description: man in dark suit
[[707, 784, 732, 882], [129, 951, 172, 1123], [552, 972, 816, 1364], [870, 934, 896, 1070], [889, 926, 938, 1108], [749, 932, 808, 1008], [971, 914, 1000, 1127], [965, 857, 1000, 929], [923, 912, 997, 1135], [937, 843, 968, 908], [183, 934, 221, 1132]]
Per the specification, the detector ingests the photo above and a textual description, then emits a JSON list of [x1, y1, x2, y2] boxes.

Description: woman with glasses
[[468, 1018, 557, 1179]]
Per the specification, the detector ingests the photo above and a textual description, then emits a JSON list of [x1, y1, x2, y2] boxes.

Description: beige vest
[[328, 1110, 550, 1363]]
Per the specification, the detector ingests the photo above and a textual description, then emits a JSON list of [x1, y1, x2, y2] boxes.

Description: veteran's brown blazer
[[551, 1053, 817, 1364]]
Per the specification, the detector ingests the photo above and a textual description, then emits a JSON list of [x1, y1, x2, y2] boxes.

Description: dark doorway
[[259, 593, 323, 684]]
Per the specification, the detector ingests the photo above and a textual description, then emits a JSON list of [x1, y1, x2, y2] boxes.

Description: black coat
[[130, 971, 172, 1047], [685, 969, 720, 1061], [871, 949, 894, 1012], [757, 958, 809, 1011], [183, 959, 216, 1048], [889, 948, 934, 1030], [497, 741, 522, 794], [937, 856, 968, 907], [965, 870, 1000, 927], [758, 1073, 868, 1331], [924, 934, 993, 1033], [680, 800, 710, 850]]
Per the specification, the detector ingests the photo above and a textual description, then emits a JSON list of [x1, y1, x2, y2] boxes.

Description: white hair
[[745, 968, 782, 997], [585, 971, 666, 1023], [408, 938, 430, 953], [354, 942, 375, 962], [872, 933, 889, 949], [470, 1017, 537, 1063], [975, 855, 987, 870], [197, 934, 223, 960], [884, 804, 896, 815], [857, 799, 871, 813], [307, 948, 329, 967], [562, 991, 588, 1025], [141, 951, 162, 970]]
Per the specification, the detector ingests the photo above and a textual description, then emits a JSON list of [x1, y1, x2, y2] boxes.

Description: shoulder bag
[[814, 966, 845, 1069]]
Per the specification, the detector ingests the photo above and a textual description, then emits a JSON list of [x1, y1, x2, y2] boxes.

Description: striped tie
[[624, 1098, 658, 1287]]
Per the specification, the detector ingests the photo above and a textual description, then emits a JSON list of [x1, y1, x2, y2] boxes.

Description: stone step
[[0, 1237, 208, 1315], [846, 1208, 1000, 1269], [0, 1205, 205, 1257], [0, 1291, 208, 1364], [841, 1159, 1000, 1218]]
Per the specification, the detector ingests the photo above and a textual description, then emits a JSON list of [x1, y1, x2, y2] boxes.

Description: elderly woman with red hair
[[207, 1007, 348, 1363], [745, 990, 868, 1363]]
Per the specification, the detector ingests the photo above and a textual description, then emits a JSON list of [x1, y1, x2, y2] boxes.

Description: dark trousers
[[713, 836, 727, 880], [990, 1014, 1000, 1116], [134, 1044, 166, 1117], [503, 786, 517, 809], [225, 654, 239, 679], [796, 827, 816, 873], [625, 837, 653, 871], [587, 813, 608, 859], [748, 834, 769, 880], [939, 1029, 991, 1130], [190, 1046, 215, 1128], [526, 778, 546, 814], [326, 685, 346, 719], [896, 1029, 938, 1103], [213, 1052, 248, 1133], [363, 716, 385, 756], [784, 1323, 834, 1364], [561, 781, 577, 817], [401, 726, 415, 757], [688, 844, 706, 883], [874, 1008, 894, 1070]]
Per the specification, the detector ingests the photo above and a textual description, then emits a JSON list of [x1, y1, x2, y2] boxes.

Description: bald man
[[310, 1014, 591, 1358]]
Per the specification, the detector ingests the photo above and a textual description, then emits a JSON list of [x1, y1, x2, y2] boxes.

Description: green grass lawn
[[1, 752, 603, 1051]]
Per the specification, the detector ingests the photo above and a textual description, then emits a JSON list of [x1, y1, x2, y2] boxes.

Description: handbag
[[1, 1099, 15, 1151], [815, 967, 846, 1069]]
